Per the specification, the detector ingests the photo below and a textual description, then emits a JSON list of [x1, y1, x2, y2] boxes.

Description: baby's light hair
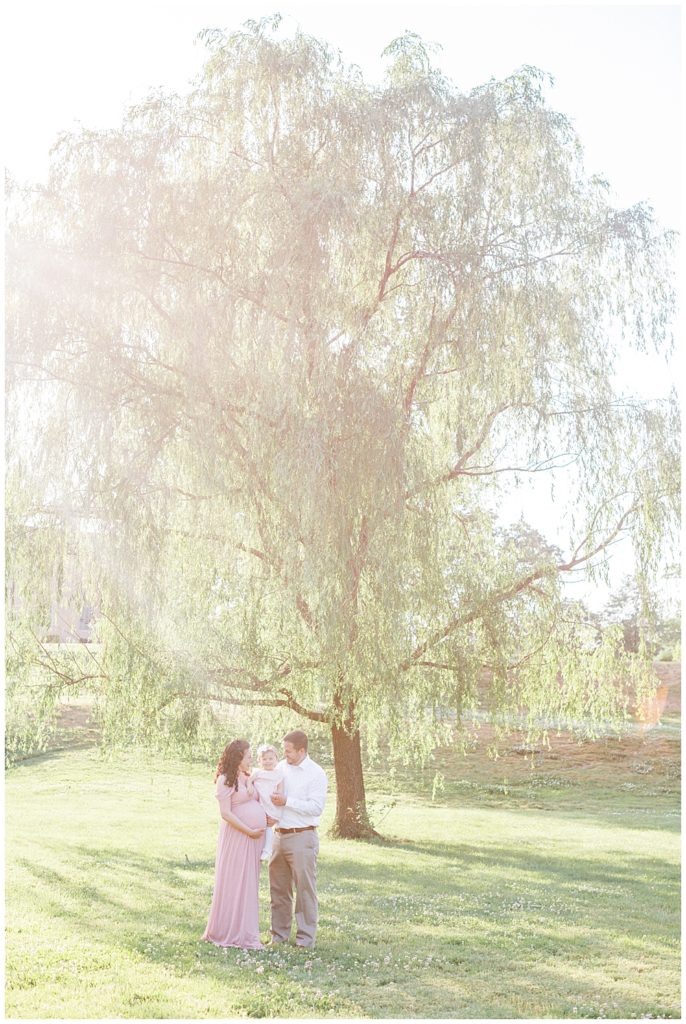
[[257, 743, 279, 758]]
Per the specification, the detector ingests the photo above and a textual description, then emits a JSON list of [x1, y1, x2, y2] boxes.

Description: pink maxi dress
[[202, 772, 267, 949]]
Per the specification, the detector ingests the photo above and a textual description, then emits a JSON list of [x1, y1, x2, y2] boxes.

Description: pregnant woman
[[202, 739, 266, 949]]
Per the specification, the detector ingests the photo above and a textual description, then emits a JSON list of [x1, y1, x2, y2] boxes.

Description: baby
[[248, 743, 285, 862]]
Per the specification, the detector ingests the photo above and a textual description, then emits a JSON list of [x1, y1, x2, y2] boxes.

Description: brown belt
[[275, 826, 317, 834]]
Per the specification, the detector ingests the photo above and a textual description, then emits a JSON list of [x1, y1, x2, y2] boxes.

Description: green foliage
[[5, 22, 679, 779], [4, 649, 58, 765], [4, 622, 100, 764]]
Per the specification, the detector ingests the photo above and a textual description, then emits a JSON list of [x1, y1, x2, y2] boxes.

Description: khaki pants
[[269, 829, 319, 947]]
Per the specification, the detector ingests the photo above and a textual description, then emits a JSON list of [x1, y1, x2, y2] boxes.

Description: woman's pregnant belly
[[233, 798, 267, 830]]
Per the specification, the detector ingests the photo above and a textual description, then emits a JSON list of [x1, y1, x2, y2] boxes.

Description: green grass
[[5, 746, 680, 1018]]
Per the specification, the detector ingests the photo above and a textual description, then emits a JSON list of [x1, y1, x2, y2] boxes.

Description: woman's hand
[[246, 827, 266, 840]]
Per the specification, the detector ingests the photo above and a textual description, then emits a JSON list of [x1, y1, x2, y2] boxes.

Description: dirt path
[[54, 700, 101, 747], [440, 719, 680, 788], [51, 697, 680, 787]]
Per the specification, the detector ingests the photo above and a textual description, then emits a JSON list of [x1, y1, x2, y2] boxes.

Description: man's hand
[[271, 793, 287, 807], [265, 815, 277, 826]]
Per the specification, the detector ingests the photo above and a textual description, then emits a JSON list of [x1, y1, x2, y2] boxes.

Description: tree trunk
[[330, 721, 379, 839]]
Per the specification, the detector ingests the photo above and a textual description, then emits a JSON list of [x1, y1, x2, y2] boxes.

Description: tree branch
[[457, 451, 580, 476], [378, 209, 403, 302], [403, 301, 436, 417], [236, 541, 318, 634], [405, 403, 511, 500], [400, 503, 639, 670], [128, 246, 291, 324], [210, 692, 329, 722]]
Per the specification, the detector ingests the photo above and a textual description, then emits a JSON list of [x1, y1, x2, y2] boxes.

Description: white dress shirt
[[277, 755, 328, 828]]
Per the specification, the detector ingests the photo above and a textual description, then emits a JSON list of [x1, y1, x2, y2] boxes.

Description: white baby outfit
[[251, 766, 285, 860]]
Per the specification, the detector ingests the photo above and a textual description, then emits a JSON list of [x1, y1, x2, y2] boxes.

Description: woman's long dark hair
[[215, 739, 250, 790]]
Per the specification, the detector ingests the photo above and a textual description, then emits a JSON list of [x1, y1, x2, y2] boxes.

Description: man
[[268, 729, 328, 948]]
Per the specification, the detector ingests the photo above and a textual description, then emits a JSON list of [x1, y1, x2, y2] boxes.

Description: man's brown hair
[[283, 729, 308, 751]]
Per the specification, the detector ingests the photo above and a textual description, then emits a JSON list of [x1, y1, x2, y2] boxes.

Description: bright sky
[[3, 2, 681, 228], [2, 1, 681, 606]]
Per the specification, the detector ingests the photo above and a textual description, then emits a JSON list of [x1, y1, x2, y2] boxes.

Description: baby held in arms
[[248, 743, 285, 862]]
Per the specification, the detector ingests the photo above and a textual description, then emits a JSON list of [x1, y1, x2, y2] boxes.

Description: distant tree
[[602, 575, 681, 659], [6, 21, 679, 834], [603, 578, 644, 653], [498, 519, 563, 570]]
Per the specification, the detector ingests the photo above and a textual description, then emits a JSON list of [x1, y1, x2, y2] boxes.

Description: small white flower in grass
[[255, 965, 265, 974]]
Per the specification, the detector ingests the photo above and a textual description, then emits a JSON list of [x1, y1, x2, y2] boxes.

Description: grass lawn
[[5, 741, 680, 1019]]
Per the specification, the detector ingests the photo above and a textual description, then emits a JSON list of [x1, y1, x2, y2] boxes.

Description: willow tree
[[6, 20, 678, 835]]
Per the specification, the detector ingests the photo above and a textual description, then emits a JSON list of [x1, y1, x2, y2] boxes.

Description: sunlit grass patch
[[5, 746, 680, 1018]]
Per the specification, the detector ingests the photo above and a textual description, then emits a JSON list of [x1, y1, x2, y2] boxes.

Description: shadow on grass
[[7, 744, 100, 769], [16, 827, 678, 950], [9, 835, 680, 1019], [16, 846, 212, 951], [361, 790, 681, 836], [330, 837, 678, 903]]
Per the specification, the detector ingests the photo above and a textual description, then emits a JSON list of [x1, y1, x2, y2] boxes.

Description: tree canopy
[[6, 20, 679, 833]]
